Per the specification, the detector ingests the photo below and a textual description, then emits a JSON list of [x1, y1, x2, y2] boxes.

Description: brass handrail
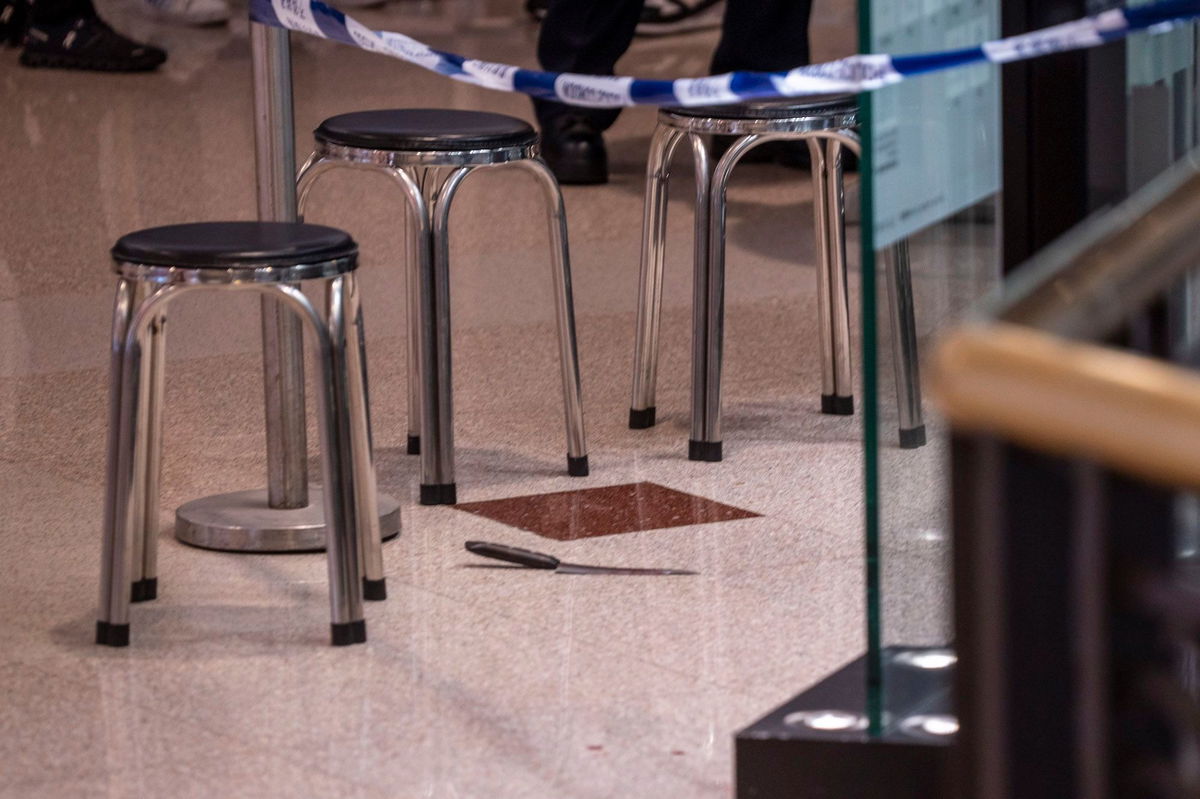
[[934, 323, 1200, 491], [932, 155, 1200, 490]]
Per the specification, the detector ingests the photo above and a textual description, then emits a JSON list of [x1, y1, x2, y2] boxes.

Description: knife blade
[[465, 541, 697, 576]]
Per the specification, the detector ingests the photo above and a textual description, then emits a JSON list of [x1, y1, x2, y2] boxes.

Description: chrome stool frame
[[296, 136, 589, 505], [629, 100, 926, 461], [97, 243, 383, 648]]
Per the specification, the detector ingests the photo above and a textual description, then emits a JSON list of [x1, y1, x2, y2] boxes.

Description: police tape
[[250, 0, 1200, 108]]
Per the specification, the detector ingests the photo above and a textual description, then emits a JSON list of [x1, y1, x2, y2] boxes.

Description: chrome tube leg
[[97, 279, 143, 647], [884, 239, 926, 448], [400, 168, 422, 456], [518, 158, 589, 476], [688, 134, 761, 462], [296, 156, 338, 222], [808, 137, 842, 414], [813, 135, 854, 415], [416, 167, 469, 505], [688, 133, 722, 462], [630, 124, 684, 430], [131, 305, 167, 603], [340, 275, 389, 599], [305, 278, 367, 645]]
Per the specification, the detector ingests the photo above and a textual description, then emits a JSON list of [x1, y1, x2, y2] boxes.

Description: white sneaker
[[636, 0, 724, 36], [142, 0, 231, 26]]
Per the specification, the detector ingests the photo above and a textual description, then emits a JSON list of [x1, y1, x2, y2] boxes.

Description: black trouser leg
[[711, 0, 813, 74], [533, 0, 644, 132]]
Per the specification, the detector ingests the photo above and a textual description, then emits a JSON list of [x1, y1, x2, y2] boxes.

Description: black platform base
[[330, 619, 367, 646], [363, 578, 387, 601], [821, 393, 855, 415], [407, 434, 420, 455], [420, 483, 457, 506], [899, 425, 927, 450], [629, 407, 657, 429], [736, 648, 954, 799], [688, 439, 723, 462], [567, 455, 590, 477], [130, 577, 157, 603], [95, 621, 130, 647]]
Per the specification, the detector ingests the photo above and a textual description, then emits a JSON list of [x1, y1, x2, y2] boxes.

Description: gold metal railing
[[931, 154, 1200, 491]]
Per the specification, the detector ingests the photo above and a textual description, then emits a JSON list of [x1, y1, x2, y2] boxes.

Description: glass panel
[[1127, 2, 1198, 191], [859, 0, 1003, 734]]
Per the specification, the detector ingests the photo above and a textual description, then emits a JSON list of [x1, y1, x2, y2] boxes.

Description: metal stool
[[96, 222, 384, 648], [296, 109, 589, 506], [629, 97, 926, 461]]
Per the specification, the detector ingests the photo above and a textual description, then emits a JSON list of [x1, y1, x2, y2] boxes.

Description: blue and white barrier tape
[[250, 0, 1200, 108]]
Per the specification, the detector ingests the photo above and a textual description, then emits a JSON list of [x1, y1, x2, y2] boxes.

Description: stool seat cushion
[[665, 94, 857, 120], [315, 108, 538, 151], [112, 222, 357, 268]]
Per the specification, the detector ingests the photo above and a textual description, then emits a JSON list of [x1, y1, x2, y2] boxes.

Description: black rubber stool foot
[[363, 578, 388, 601], [95, 621, 130, 647], [420, 483, 457, 506], [899, 425, 927, 450], [688, 439, 723, 462], [567, 455, 590, 477], [629, 407, 657, 429], [407, 434, 420, 455], [821, 394, 855, 415], [130, 578, 157, 603], [331, 619, 367, 646]]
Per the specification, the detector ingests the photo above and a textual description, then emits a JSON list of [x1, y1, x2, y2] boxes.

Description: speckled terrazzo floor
[[0, 0, 987, 795]]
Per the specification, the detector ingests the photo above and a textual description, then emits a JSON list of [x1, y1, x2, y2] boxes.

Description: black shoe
[[540, 117, 608, 185], [21, 15, 166, 71], [636, 0, 724, 36], [0, 0, 27, 47]]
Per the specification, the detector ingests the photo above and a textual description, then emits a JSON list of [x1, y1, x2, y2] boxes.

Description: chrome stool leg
[[413, 166, 470, 505], [688, 133, 719, 461], [342, 277, 388, 600], [399, 166, 423, 457], [97, 279, 139, 646], [263, 277, 369, 645], [630, 124, 685, 430], [809, 134, 854, 415], [688, 133, 764, 463], [883, 240, 926, 448], [130, 300, 167, 603], [517, 158, 590, 476], [99, 282, 179, 646]]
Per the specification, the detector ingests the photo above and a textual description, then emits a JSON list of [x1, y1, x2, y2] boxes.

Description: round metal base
[[175, 488, 401, 553]]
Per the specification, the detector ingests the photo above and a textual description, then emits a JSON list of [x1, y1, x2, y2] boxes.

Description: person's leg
[[709, 0, 839, 170], [710, 0, 811, 74], [533, 0, 644, 184]]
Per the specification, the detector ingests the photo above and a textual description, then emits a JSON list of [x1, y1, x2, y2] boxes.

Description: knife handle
[[465, 541, 560, 570]]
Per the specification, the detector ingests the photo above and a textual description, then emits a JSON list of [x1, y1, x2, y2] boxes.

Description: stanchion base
[[175, 488, 401, 552]]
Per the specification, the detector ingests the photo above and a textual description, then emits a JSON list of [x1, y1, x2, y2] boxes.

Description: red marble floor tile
[[453, 482, 761, 540]]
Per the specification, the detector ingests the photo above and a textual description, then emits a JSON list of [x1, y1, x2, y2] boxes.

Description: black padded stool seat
[[665, 94, 857, 119], [112, 222, 357, 268], [314, 109, 538, 152]]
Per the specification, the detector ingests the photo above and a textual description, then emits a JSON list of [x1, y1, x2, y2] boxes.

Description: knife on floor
[[465, 541, 697, 576]]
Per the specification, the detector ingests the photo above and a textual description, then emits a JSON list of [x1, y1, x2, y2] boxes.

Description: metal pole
[[174, 21, 401, 552], [252, 24, 310, 509]]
